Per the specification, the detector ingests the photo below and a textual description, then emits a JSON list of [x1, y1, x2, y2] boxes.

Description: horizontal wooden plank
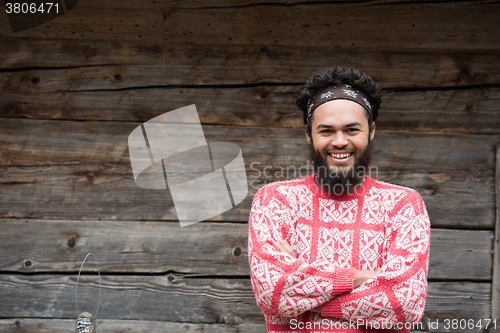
[[1, 165, 492, 227], [0, 219, 493, 280], [380, 87, 500, 134], [1, 317, 499, 333], [0, 319, 267, 333], [379, 171, 495, 229], [0, 118, 496, 174], [0, 2, 498, 49], [0, 274, 491, 332], [0, 118, 497, 227], [129, 0, 464, 8], [420, 283, 493, 333], [1, 40, 500, 88], [0, 274, 262, 323], [2, 315, 500, 333], [2, 81, 500, 134], [0, 220, 250, 275], [428, 229, 493, 281]]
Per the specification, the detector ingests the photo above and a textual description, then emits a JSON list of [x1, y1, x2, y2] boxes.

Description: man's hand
[[274, 238, 296, 258], [354, 269, 377, 288], [273, 238, 376, 315], [310, 307, 321, 313]]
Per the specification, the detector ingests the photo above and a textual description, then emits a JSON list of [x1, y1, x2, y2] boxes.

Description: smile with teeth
[[329, 152, 354, 159]]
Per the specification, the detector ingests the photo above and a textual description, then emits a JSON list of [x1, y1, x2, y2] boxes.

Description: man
[[248, 67, 430, 332]]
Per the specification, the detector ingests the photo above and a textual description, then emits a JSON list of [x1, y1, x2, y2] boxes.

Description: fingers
[[310, 307, 322, 314], [279, 239, 297, 258], [354, 269, 377, 288], [274, 241, 287, 254], [274, 239, 297, 258]]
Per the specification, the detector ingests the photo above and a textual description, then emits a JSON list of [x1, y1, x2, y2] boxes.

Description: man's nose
[[330, 132, 348, 148]]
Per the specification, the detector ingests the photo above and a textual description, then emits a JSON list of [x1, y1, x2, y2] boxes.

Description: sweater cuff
[[329, 266, 355, 295], [321, 297, 344, 318], [321, 267, 354, 318]]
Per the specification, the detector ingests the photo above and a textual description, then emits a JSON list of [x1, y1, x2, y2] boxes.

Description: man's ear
[[305, 125, 312, 145], [370, 122, 376, 141]]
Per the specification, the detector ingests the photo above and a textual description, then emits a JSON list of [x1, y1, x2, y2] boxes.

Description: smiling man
[[248, 67, 431, 332]]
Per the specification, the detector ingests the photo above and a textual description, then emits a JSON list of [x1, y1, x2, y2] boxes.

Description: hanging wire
[[75, 253, 101, 318]]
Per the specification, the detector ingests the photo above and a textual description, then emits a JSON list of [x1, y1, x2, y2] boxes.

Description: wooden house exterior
[[0, 1, 499, 332]]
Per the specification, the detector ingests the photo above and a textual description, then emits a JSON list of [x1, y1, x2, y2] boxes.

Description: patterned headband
[[306, 83, 373, 121]]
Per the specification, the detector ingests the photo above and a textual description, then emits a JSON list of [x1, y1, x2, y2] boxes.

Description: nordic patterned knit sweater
[[248, 175, 430, 333]]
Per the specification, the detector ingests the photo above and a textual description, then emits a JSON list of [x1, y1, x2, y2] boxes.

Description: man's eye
[[347, 128, 360, 132]]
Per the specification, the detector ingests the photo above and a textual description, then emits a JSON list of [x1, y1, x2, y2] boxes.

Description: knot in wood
[[232, 247, 242, 257], [68, 236, 77, 248]]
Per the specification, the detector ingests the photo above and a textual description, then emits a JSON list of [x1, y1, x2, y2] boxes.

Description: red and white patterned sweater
[[248, 175, 430, 333]]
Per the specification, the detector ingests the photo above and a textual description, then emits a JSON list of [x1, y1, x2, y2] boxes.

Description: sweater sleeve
[[248, 184, 356, 318], [321, 190, 431, 328]]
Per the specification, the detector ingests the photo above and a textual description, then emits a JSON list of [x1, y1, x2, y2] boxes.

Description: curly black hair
[[296, 67, 382, 135]]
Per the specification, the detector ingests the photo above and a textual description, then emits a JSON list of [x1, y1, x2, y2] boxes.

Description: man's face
[[306, 99, 375, 193]]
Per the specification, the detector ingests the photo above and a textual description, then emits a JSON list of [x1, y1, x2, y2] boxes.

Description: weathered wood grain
[[0, 274, 491, 332], [428, 229, 493, 281], [0, 219, 493, 280], [2, 317, 498, 333], [0, 161, 494, 228], [380, 88, 500, 134], [1, 40, 499, 88], [141, 0, 470, 8], [378, 171, 495, 229], [1, 318, 499, 333], [0, 274, 262, 323], [420, 283, 493, 333], [0, 319, 267, 333], [0, 164, 494, 227], [0, 118, 497, 226], [0, 0, 497, 330], [0, 118, 496, 173], [2, 78, 500, 133], [493, 145, 500, 320], [0, 2, 498, 49], [0, 220, 250, 275]]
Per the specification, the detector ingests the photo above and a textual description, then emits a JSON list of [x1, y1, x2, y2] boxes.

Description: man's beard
[[309, 138, 373, 195]]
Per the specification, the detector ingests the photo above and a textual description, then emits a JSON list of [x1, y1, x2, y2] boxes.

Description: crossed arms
[[248, 185, 430, 327], [274, 238, 376, 314]]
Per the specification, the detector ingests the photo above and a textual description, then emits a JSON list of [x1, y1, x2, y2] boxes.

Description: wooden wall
[[1, 1, 500, 332]]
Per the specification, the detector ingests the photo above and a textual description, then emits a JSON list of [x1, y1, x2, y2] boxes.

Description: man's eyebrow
[[316, 122, 362, 130], [316, 124, 333, 130]]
